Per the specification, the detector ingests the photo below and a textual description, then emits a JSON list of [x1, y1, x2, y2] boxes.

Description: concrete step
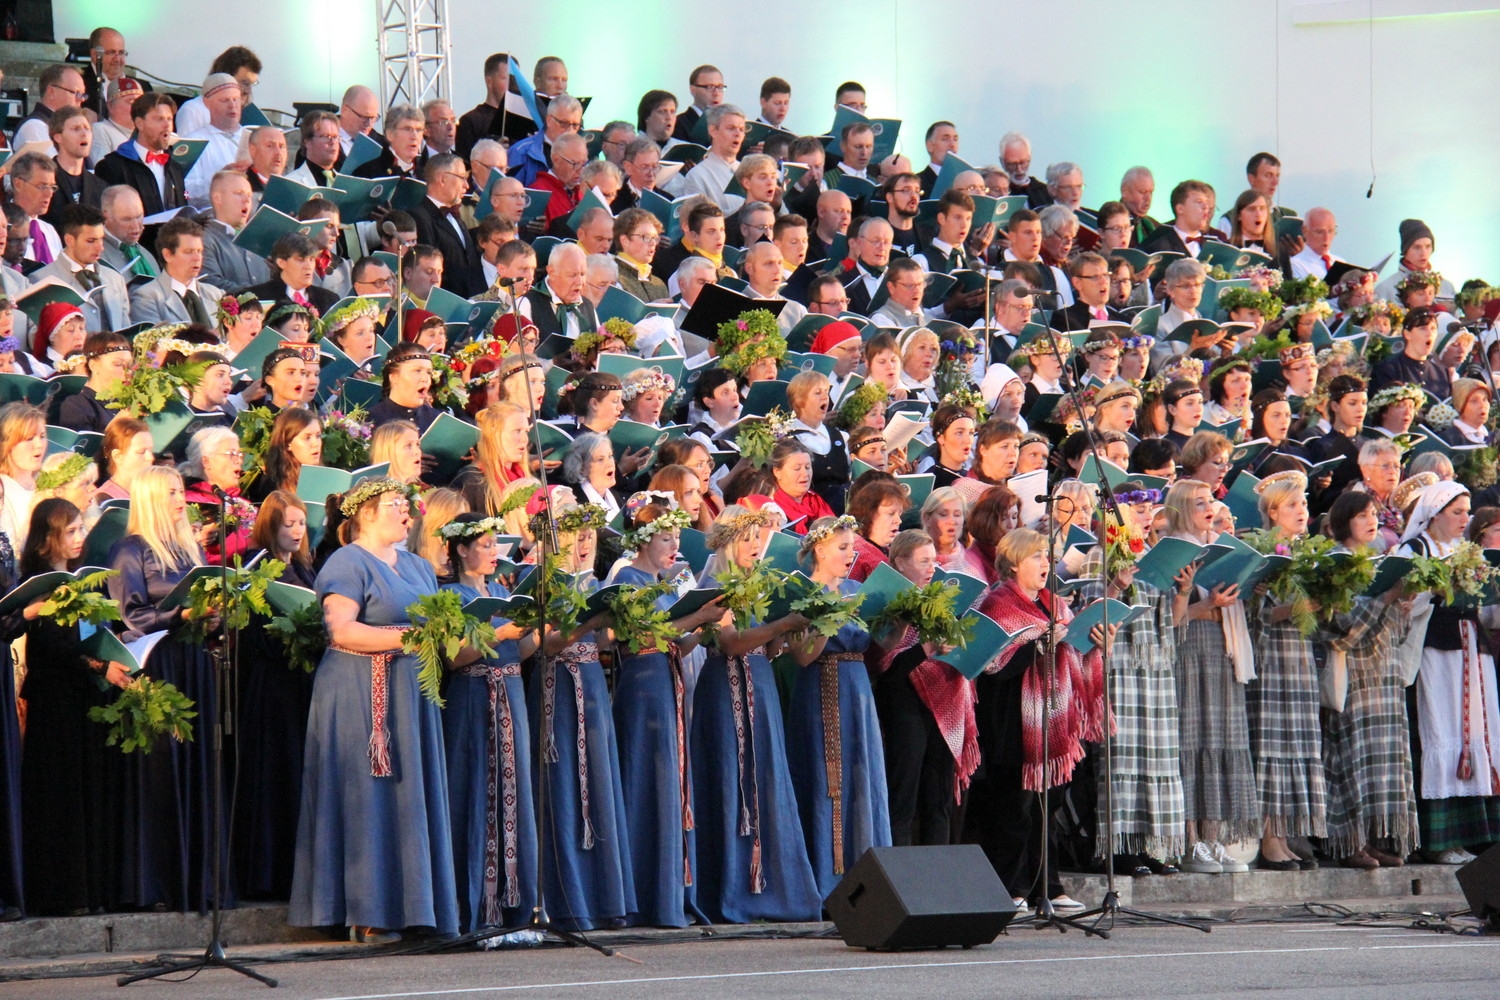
[[0, 903, 323, 961], [1060, 863, 1460, 908]]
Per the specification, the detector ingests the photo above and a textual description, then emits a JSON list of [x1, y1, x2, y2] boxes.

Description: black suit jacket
[[523, 288, 598, 340], [1138, 224, 1228, 259], [95, 148, 187, 217], [672, 107, 703, 142], [1050, 301, 1125, 332], [245, 279, 339, 316], [351, 148, 428, 180], [917, 165, 939, 199], [842, 265, 880, 317], [411, 198, 485, 298]]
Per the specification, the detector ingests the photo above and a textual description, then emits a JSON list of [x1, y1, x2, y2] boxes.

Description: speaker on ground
[[825, 845, 1017, 951]]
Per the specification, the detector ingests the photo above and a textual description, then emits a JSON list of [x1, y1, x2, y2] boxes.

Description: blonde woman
[[0, 402, 48, 551], [289, 477, 460, 943], [692, 505, 820, 924], [106, 467, 220, 912], [1246, 471, 1327, 870], [369, 420, 424, 486], [1163, 479, 1259, 874], [407, 487, 470, 577], [786, 370, 849, 512], [476, 401, 533, 515], [920, 486, 972, 575]]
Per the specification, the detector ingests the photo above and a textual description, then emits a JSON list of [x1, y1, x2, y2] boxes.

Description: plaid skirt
[[1175, 615, 1261, 842], [1320, 599, 1419, 857], [1247, 605, 1328, 838], [1082, 581, 1186, 859]]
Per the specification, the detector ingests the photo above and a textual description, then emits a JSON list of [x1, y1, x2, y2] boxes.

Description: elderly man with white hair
[[999, 130, 1047, 207], [523, 241, 596, 338], [742, 240, 807, 333], [1044, 161, 1085, 211], [1037, 204, 1078, 308]]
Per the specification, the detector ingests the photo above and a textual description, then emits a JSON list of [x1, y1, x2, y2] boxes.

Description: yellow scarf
[[619, 252, 652, 281]]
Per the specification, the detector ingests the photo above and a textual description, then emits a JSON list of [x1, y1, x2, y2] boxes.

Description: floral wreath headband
[[1397, 270, 1444, 292], [801, 514, 858, 550], [323, 297, 383, 335], [339, 477, 421, 517], [1080, 336, 1122, 355], [1113, 487, 1161, 506], [1283, 300, 1334, 320], [1368, 383, 1427, 412], [529, 501, 608, 539], [621, 366, 677, 401], [1119, 334, 1155, 350], [0, 336, 18, 354], [621, 506, 692, 551], [706, 508, 777, 551], [216, 292, 261, 327], [436, 515, 507, 541]]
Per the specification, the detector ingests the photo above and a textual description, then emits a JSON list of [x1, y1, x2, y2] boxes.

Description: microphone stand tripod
[[455, 276, 613, 958], [118, 493, 278, 987]]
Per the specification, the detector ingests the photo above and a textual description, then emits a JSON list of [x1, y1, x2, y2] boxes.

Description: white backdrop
[[50, 0, 1500, 278]]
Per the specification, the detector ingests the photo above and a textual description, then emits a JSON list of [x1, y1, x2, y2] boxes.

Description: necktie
[[122, 242, 158, 277], [28, 219, 52, 265], [864, 263, 885, 278], [1092, 307, 1107, 321], [1321, 254, 1333, 270], [182, 288, 211, 326], [75, 267, 101, 291], [145, 150, 169, 166], [315, 250, 333, 278], [292, 289, 311, 307], [556, 300, 578, 332]]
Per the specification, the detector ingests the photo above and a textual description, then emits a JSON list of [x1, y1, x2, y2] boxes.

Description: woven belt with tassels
[[329, 625, 408, 778], [818, 652, 865, 877], [458, 658, 523, 921]]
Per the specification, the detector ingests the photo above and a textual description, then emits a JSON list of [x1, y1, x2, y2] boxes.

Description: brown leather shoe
[[1339, 848, 1379, 870], [1364, 846, 1405, 867]]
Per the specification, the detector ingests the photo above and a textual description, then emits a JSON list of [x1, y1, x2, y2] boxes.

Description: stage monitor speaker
[[825, 845, 1016, 950], [1456, 844, 1500, 922]]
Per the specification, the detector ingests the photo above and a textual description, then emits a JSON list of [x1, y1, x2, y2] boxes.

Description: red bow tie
[[315, 250, 333, 277], [145, 150, 169, 166]]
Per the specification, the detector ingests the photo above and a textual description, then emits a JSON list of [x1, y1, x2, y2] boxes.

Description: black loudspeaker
[[1456, 844, 1500, 922], [825, 845, 1017, 950]]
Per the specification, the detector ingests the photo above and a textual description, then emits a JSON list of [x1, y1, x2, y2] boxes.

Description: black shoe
[[1296, 857, 1319, 870], [1255, 856, 1300, 872], [1144, 857, 1180, 875], [0, 906, 21, 922]]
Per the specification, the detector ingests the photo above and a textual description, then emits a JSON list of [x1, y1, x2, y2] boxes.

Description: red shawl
[[978, 579, 1110, 792], [772, 487, 835, 535], [871, 624, 979, 803]]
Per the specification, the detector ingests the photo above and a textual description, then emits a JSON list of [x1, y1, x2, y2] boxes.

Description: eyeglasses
[[392, 124, 425, 136], [694, 83, 728, 93], [602, 138, 628, 149], [18, 177, 59, 193], [49, 84, 87, 100], [554, 153, 585, 169], [216, 449, 245, 460], [380, 498, 411, 511], [547, 114, 583, 129], [426, 116, 459, 128], [346, 108, 381, 124], [101, 48, 128, 57], [813, 296, 850, 308], [441, 171, 467, 184], [624, 231, 657, 242]]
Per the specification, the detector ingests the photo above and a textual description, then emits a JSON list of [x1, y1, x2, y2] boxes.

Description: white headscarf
[[979, 362, 1022, 409], [1400, 480, 1467, 545]]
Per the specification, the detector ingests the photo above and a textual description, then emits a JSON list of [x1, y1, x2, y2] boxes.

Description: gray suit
[[200, 217, 272, 293], [99, 231, 157, 279], [129, 273, 225, 327], [31, 257, 132, 333], [315, 257, 352, 299]]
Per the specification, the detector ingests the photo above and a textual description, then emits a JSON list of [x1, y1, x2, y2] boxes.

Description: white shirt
[[578, 480, 621, 520], [870, 301, 924, 329], [25, 216, 62, 262], [133, 140, 167, 202], [12, 116, 56, 155], [1289, 245, 1337, 280], [174, 95, 211, 137], [427, 196, 468, 243], [1152, 303, 1202, 367], [543, 280, 584, 338], [680, 152, 742, 214], [185, 123, 250, 202], [1454, 419, 1490, 445], [89, 119, 133, 166], [482, 257, 498, 288], [792, 418, 831, 456], [1172, 225, 1204, 259], [836, 162, 869, 182]]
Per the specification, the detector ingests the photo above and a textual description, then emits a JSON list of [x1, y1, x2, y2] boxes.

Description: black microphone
[[380, 220, 416, 246], [495, 276, 517, 287], [210, 485, 230, 501]]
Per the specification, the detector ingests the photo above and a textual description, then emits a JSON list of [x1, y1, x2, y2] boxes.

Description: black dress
[[0, 545, 24, 917], [800, 428, 851, 514], [20, 613, 122, 915], [233, 554, 317, 900], [107, 536, 228, 913]]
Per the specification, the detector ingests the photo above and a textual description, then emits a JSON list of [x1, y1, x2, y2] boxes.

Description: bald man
[[743, 240, 807, 333], [338, 85, 385, 155], [808, 189, 852, 264], [1289, 206, 1342, 280]]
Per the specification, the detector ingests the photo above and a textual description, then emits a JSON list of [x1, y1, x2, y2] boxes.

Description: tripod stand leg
[[115, 951, 280, 988]]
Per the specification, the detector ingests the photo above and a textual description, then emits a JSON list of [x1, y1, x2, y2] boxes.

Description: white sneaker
[[1426, 848, 1472, 865], [1049, 894, 1086, 911], [1211, 841, 1250, 872], [1011, 896, 1032, 915], [1180, 841, 1223, 874]]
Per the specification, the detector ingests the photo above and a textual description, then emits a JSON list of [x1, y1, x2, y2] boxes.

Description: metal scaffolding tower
[[375, 0, 452, 109]]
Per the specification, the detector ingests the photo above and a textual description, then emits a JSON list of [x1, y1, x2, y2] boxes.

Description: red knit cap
[[34, 302, 84, 358], [809, 319, 861, 355]]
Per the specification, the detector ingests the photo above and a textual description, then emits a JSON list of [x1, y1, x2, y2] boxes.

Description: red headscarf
[[809, 319, 862, 356], [34, 302, 83, 360], [401, 307, 445, 344]]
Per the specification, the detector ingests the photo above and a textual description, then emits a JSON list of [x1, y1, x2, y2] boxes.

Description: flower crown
[[1080, 335, 1121, 355], [1282, 300, 1333, 321], [1208, 357, 1252, 382], [715, 309, 780, 351], [133, 323, 192, 360], [436, 515, 507, 541], [1237, 265, 1284, 290], [1219, 286, 1284, 321], [338, 477, 421, 516], [1349, 299, 1405, 326], [705, 507, 777, 550], [1455, 284, 1500, 310], [264, 301, 318, 331], [572, 330, 606, 356], [621, 505, 692, 551], [216, 291, 260, 327], [1277, 274, 1329, 306], [36, 452, 93, 491], [530, 501, 608, 538], [1368, 383, 1427, 412], [622, 366, 676, 401], [600, 316, 637, 347], [323, 297, 382, 334], [1118, 333, 1155, 350], [1113, 486, 1161, 505], [800, 514, 857, 550], [941, 386, 989, 421], [1397, 270, 1443, 293]]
